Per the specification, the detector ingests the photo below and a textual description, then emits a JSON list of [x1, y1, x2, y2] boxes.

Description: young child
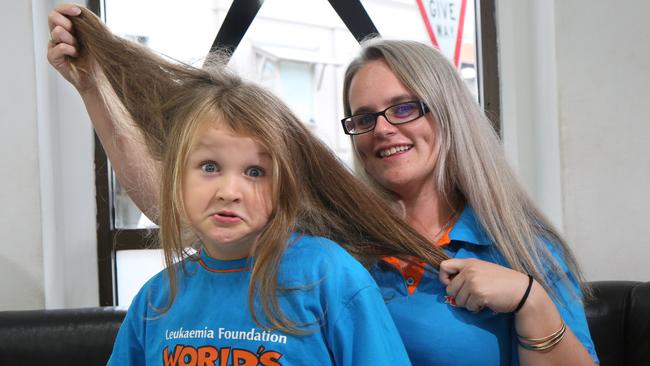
[[66, 7, 449, 365]]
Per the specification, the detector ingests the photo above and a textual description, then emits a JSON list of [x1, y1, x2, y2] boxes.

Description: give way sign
[[415, 0, 467, 67]]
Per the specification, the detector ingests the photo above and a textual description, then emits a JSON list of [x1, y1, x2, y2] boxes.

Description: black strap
[[209, 0, 381, 60], [328, 0, 380, 42], [209, 0, 265, 57]]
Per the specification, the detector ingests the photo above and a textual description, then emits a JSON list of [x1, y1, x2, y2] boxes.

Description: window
[[91, 0, 499, 307], [258, 56, 316, 124]]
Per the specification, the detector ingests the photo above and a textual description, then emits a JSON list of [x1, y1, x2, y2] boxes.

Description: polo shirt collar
[[448, 205, 492, 246]]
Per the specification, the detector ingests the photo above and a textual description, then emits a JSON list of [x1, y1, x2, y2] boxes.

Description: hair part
[[343, 38, 590, 301]]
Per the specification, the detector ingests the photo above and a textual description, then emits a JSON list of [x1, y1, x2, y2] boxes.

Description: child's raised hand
[[47, 4, 94, 92], [439, 258, 531, 314]]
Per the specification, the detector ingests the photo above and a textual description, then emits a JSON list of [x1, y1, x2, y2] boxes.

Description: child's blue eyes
[[245, 167, 265, 178], [200, 162, 219, 173], [198, 162, 265, 178]]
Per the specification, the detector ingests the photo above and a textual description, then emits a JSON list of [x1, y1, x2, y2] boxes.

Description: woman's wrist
[[511, 274, 533, 314], [79, 83, 100, 101], [513, 280, 563, 340]]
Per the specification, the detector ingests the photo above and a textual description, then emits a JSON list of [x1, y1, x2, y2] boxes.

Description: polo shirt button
[[406, 277, 415, 286]]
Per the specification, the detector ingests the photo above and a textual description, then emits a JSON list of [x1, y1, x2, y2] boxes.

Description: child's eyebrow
[[189, 142, 272, 161], [189, 142, 214, 153]]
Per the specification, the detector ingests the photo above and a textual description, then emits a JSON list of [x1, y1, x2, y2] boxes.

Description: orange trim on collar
[[197, 257, 251, 273], [197, 248, 251, 273], [383, 256, 426, 295], [197, 234, 304, 273], [436, 223, 454, 247], [383, 218, 457, 295]]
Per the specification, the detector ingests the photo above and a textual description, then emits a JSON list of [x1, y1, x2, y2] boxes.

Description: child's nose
[[216, 175, 242, 202]]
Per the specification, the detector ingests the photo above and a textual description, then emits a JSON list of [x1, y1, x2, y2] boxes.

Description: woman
[[340, 39, 598, 365], [48, 4, 598, 365]]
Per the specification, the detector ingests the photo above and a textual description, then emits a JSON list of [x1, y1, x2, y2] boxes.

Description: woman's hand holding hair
[[440, 258, 596, 365], [439, 258, 532, 314], [46, 3, 161, 221], [47, 4, 95, 93]]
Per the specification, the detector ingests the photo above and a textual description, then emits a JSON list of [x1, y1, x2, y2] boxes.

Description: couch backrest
[[0, 307, 126, 366], [585, 281, 650, 366], [1, 281, 648, 366]]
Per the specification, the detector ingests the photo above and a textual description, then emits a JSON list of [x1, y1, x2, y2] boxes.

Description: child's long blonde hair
[[343, 38, 590, 300], [69, 8, 449, 333]]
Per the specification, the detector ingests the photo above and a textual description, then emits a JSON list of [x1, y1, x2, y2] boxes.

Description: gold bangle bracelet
[[517, 320, 567, 351], [518, 320, 566, 343]]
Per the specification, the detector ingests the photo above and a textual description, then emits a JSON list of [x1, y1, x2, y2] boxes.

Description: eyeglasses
[[341, 101, 430, 135]]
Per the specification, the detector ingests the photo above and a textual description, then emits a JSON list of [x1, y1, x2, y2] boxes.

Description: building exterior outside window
[[100, 0, 482, 307]]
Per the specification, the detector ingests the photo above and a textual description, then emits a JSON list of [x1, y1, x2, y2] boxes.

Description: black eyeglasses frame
[[340, 100, 430, 136]]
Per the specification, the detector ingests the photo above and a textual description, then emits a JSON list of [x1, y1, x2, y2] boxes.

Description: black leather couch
[[0, 306, 125, 365], [0, 281, 648, 366], [584, 281, 650, 366]]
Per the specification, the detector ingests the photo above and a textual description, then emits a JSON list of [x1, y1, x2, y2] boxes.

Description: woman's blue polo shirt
[[370, 206, 599, 365]]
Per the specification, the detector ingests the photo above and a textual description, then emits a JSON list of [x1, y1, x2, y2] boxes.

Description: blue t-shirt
[[109, 234, 411, 365], [370, 206, 599, 366]]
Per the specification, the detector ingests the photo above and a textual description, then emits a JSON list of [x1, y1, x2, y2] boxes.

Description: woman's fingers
[[452, 280, 470, 307], [48, 4, 81, 29], [465, 293, 488, 313], [46, 4, 85, 88], [439, 258, 466, 285], [50, 25, 78, 47], [442, 258, 535, 314], [48, 42, 79, 63]]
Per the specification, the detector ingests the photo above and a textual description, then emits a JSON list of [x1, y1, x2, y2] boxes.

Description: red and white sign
[[416, 0, 467, 67]]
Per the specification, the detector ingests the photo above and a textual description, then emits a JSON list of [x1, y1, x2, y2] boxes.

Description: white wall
[[0, 0, 99, 311], [554, 0, 650, 280], [498, 0, 650, 281], [0, 0, 45, 311]]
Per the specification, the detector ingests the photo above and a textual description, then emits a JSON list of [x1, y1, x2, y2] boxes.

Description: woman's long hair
[[69, 8, 449, 333], [343, 38, 589, 301]]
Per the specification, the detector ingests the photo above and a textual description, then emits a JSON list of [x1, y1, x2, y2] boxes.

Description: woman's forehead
[[349, 61, 414, 112]]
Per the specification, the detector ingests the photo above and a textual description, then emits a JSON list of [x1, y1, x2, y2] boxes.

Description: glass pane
[[227, 0, 360, 167], [104, 0, 221, 65], [104, 0, 223, 229], [102, 0, 482, 303], [360, 0, 479, 98], [103, 0, 480, 229], [279, 61, 315, 123], [115, 249, 166, 307], [112, 173, 157, 229]]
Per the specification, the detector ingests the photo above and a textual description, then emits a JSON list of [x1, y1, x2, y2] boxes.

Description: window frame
[[92, 0, 500, 306]]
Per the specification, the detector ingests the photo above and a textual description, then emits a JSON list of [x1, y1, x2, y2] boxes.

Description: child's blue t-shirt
[[108, 234, 412, 366]]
